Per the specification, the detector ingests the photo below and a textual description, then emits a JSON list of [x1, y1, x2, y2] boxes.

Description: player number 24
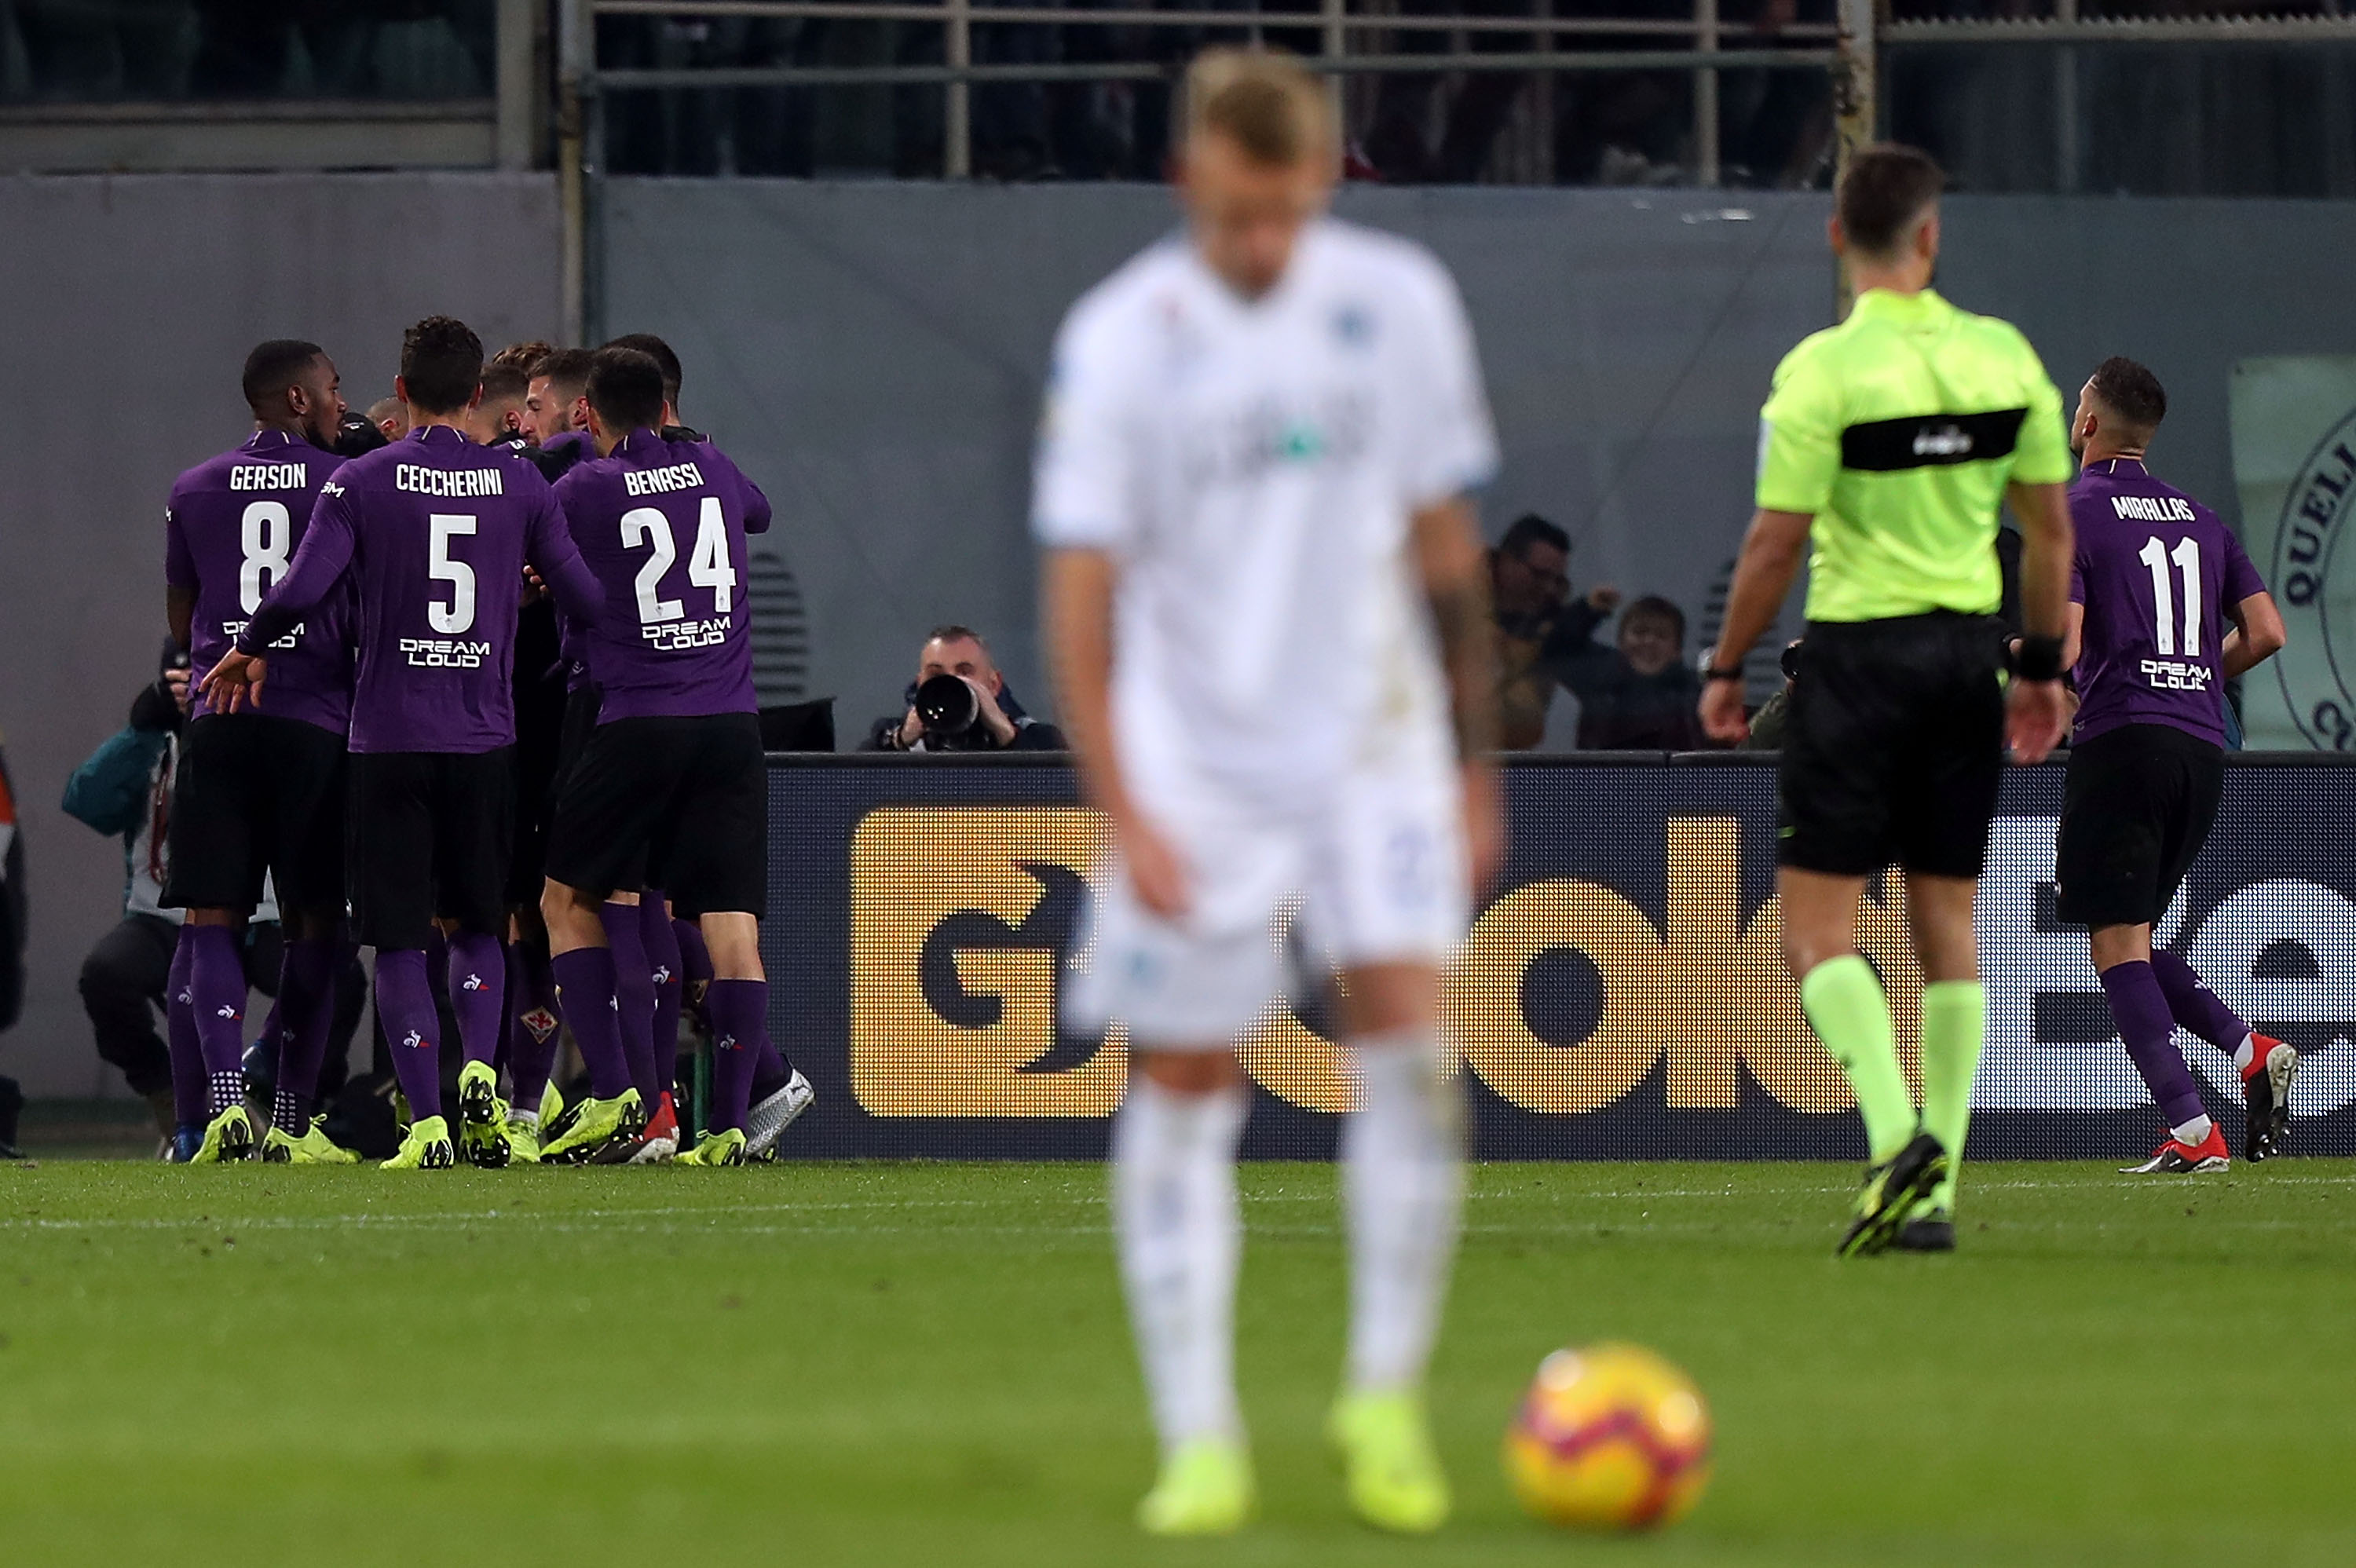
[[2138, 535, 2203, 657], [620, 499, 734, 624]]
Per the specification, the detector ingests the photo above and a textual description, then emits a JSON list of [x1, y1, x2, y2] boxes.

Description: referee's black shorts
[[545, 712, 766, 919], [346, 747, 514, 950], [2054, 723, 2224, 930], [162, 713, 347, 917], [1778, 612, 2007, 881]]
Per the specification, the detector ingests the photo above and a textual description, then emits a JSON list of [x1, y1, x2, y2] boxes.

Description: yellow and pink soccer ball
[[1502, 1343, 1712, 1530]]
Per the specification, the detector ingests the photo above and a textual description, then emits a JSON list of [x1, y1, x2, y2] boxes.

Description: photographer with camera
[[865, 626, 1069, 753]]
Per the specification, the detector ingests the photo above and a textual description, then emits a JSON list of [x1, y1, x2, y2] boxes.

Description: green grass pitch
[[0, 1158, 2351, 1566]]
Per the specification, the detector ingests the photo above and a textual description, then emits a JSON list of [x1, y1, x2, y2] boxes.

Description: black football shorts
[[1777, 612, 2008, 881], [544, 713, 766, 918], [346, 747, 514, 949], [2054, 723, 2224, 929], [163, 712, 348, 917]]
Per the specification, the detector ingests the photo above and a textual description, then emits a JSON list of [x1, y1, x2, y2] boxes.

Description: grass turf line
[[0, 1160, 2349, 1566]]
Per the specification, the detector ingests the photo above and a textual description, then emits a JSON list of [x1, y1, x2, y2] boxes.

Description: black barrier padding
[[761, 754, 2356, 1160]]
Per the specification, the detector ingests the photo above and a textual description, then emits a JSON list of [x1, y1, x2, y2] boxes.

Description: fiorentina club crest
[[2270, 406, 2356, 750]]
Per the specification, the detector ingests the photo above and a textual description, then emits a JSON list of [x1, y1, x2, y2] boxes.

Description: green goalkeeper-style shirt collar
[[1756, 286, 2073, 624]]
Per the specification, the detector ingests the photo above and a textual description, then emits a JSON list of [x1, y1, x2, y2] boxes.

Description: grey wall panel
[[0, 170, 559, 1096], [602, 179, 1838, 749], [1936, 195, 2356, 527]]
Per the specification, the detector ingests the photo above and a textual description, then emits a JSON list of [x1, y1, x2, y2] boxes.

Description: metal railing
[[558, 0, 1862, 337]]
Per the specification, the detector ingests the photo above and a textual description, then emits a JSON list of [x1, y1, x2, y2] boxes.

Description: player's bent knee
[[1132, 1049, 1246, 1095], [1337, 961, 1443, 1040]]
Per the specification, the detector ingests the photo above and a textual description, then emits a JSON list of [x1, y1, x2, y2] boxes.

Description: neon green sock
[[1919, 979, 1985, 1215], [1800, 954, 1912, 1164]]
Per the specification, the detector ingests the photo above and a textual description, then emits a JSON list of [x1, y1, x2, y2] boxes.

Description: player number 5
[[429, 514, 478, 634], [2138, 535, 2202, 657]]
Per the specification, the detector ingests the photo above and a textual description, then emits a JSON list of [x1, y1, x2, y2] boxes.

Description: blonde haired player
[[1036, 48, 1504, 1537]]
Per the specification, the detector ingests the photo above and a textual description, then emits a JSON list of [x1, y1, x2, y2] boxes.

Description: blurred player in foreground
[[2054, 357, 2292, 1171], [1701, 144, 2076, 1255], [1037, 49, 1502, 1537]]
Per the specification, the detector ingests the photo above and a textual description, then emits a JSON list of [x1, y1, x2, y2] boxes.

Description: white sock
[[1110, 1075, 1248, 1455], [1344, 1029, 1463, 1395], [2233, 1034, 2256, 1073], [2172, 1113, 2215, 1147]]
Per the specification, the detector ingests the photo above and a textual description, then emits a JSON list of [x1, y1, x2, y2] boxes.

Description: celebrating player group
[[167, 322, 811, 1170]]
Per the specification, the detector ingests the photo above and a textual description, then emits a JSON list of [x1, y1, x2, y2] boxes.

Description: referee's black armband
[[2016, 635, 2065, 682]]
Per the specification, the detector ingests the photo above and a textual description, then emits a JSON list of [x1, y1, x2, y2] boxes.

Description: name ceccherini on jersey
[[393, 465, 506, 498]]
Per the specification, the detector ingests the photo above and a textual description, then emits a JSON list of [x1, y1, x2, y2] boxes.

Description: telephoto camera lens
[[914, 674, 981, 740]]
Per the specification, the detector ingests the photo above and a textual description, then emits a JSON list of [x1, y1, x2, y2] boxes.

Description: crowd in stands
[[0, 0, 493, 103], [1489, 514, 1712, 754]]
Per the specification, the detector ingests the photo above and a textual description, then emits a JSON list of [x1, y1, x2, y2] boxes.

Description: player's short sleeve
[[1032, 300, 1142, 552], [1755, 343, 1841, 514], [737, 465, 773, 537], [2006, 335, 2073, 486], [2220, 522, 2267, 605], [1394, 258, 1499, 509], [164, 494, 196, 589]]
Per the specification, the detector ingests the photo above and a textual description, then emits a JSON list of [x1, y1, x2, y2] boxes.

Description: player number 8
[[239, 499, 292, 614]]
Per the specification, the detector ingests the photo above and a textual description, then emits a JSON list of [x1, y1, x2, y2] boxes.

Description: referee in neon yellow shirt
[[1701, 144, 2075, 1257]]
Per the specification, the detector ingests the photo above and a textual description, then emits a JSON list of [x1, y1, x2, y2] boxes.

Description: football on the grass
[[1502, 1343, 1711, 1530]]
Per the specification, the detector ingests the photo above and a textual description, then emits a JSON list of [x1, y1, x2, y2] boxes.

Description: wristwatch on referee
[[1703, 652, 1745, 684]]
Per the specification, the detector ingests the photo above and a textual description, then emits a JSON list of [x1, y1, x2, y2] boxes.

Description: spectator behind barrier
[[60, 646, 287, 1146], [1562, 594, 1710, 751], [866, 626, 1069, 753], [1490, 514, 1620, 750]]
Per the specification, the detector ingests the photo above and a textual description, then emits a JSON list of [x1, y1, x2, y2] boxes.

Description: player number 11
[[2138, 535, 2202, 658]]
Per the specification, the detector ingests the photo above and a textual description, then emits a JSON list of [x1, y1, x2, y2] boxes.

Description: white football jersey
[[1033, 217, 1498, 804]]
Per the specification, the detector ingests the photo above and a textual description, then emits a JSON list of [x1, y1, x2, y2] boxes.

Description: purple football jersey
[[554, 429, 773, 722], [2069, 457, 2267, 747], [165, 429, 352, 735], [241, 425, 603, 754]]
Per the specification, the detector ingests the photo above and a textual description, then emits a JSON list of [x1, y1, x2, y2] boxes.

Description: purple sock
[[186, 924, 250, 1117], [551, 945, 632, 1100], [2101, 960, 2208, 1130], [272, 938, 341, 1130], [2149, 948, 2252, 1058], [642, 897, 683, 1106], [507, 942, 562, 1112], [166, 926, 205, 1127], [375, 948, 444, 1121], [601, 902, 658, 1106], [444, 931, 507, 1069], [703, 979, 773, 1134]]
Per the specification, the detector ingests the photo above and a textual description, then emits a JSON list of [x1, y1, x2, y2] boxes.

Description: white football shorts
[[1066, 764, 1469, 1048]]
